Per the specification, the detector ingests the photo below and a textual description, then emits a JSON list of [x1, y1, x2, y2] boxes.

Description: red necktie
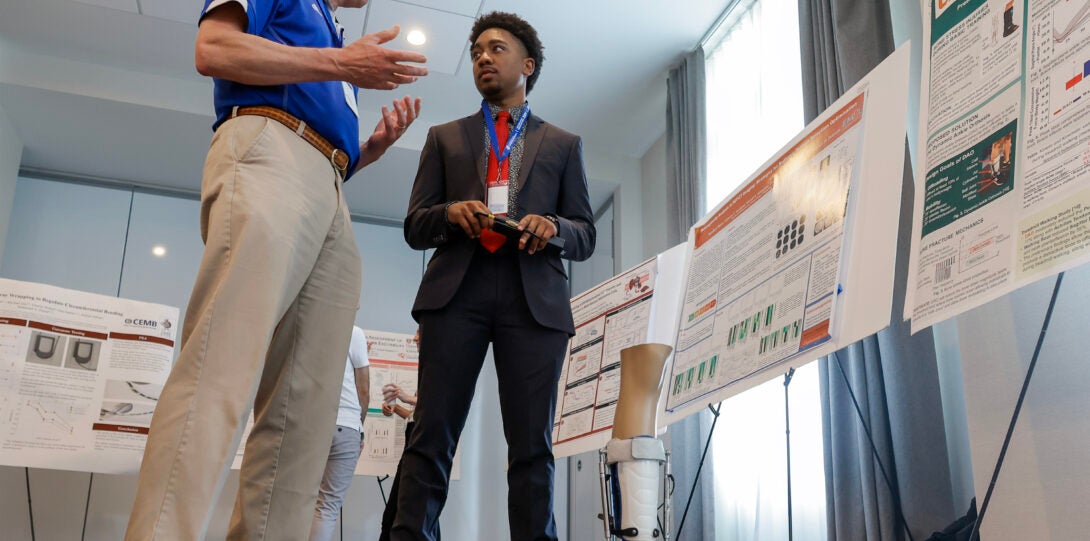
[[480, 111, 510, 252]]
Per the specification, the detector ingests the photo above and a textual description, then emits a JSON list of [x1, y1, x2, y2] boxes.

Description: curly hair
[[470, 12, 545, 94]]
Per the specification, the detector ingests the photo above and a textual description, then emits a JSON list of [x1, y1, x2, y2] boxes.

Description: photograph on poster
[[26, 331, 64, 367]]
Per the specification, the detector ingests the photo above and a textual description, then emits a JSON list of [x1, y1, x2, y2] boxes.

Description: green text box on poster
[[923, 121, 1017, 236]]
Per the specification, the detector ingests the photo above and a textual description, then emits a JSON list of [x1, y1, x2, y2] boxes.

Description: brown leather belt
[[231, 106, 350, 174]]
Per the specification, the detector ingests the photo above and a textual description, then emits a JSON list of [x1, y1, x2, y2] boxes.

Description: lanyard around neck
[[481, 100, 531, 165]]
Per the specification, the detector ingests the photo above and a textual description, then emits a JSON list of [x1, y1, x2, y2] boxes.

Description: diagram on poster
[[665, 94, 866, 414], [907, 0, 1090, 332], [0, 278, 178, 474]]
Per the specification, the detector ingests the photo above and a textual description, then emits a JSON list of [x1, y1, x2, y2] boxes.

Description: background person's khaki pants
[[126, 116, 362, 541]]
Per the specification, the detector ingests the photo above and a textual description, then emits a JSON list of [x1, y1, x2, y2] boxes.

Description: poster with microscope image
[[907, 0, 1090, 332], [0, 277, 178, 474]]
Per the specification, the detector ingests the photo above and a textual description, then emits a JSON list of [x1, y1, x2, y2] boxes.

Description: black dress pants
[[390, 248, 569, 541]]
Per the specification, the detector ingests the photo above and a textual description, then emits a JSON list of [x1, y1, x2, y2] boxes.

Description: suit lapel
[[517, 116, 546, 191], [461, 112, 487, 191]]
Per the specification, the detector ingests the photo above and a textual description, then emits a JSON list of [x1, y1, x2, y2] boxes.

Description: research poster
[[357, 329, 418, 477], [908, 0, 1090, 332], [233, 329, 458, 478], [0, 278, 178, 474], [664, 94, 866, 414], [550, 246, 688, 458], [552, 259, 659, 457]]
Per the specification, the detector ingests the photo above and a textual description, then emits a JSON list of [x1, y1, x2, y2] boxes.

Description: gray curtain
[[665, 48, 707, 247], [798, 1, 959, 539], [665, 47, 714, 540]]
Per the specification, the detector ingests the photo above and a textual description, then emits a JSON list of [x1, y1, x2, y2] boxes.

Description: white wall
[[0, 176, 522, 541], [0, 103, 22, 270], [954, 266, 1090, 539], [640, 134, 670, 259], [584, 149, 643, 271]]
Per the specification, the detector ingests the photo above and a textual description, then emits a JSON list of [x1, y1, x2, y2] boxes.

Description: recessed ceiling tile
[[138, 0, 200, 25], [69, 0, 139, 13], [391, 0, 481, 18], [364, 0, 475, 76]]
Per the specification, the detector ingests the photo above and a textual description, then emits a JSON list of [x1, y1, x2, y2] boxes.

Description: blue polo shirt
[[200, 0, 361, 172]]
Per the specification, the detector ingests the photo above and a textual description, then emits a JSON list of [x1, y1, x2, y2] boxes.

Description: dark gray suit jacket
[[404, 110, 596, 335]]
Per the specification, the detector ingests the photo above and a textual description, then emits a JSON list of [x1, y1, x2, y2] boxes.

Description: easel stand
[[968, 272, 1065, 541], [784, 368, 795, 541]]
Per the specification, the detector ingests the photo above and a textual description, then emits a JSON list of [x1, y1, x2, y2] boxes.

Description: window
[[702, 0, 827, 539], [705, 0, 805, 211]]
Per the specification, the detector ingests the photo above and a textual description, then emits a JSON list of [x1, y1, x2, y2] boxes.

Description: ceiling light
[[152, 245, 167, 257], [407, 29, 427, 46]]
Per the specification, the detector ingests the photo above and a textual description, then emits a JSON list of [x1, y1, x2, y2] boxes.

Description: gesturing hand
[[359, 96, 422, 168], [336, 26, 428, 90]]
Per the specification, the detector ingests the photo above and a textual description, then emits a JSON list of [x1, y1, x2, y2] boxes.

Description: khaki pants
[[126, 116, 362, 541]]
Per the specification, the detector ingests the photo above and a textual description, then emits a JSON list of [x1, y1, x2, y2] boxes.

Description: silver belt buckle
[[330, 148, 347, 174]]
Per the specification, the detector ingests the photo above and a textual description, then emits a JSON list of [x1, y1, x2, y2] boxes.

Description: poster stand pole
[[80, 473, 94, 541], [377, 474, 391, 505], [25, 467, 35, 541], [675, 402, 722, 540], [969, 272, 1064, 541], [784, 368, 795, 541], [832, 350, 915, 541]]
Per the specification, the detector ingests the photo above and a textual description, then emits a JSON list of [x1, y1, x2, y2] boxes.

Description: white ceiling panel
[[363, 0, 474, 76], [137, 0, 200, 25], [69, 0, 139, 14], [392, 0, 481, 17]]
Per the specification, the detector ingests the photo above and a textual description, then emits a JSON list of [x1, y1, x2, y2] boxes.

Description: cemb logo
[[124, 318, 159, 329]]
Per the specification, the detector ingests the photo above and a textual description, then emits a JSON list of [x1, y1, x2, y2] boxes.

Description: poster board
[[906, 0, 1090, 331], [0, 277, 178, 474], [232, 328, 459, 479], [357, 329, 419, 477], [660, 45, 912, 425]]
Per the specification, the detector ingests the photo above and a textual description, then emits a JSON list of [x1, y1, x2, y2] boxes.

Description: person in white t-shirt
[[309, 326, 370, 541]]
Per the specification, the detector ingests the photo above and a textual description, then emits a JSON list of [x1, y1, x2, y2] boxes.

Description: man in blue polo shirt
[[125, 1, 426, 540]]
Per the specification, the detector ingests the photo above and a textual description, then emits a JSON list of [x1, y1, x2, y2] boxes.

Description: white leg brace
[[606, 437, 666, 540]]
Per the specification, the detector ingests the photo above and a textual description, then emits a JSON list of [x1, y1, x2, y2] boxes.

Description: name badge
[[487, 180, 509, 215], [342, 82, 359, 117]]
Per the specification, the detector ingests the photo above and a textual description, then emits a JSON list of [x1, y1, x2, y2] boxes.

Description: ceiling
[[0, 0, 731, 219]]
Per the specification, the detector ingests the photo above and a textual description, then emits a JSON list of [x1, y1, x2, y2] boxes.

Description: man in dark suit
[[396, 11, 595, 541]]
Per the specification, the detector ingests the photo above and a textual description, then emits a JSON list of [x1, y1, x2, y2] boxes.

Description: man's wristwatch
[[543, 213, 560, 234], [444, 200, 460, 226]]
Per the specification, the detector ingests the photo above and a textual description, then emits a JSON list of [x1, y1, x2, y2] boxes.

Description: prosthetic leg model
[[599, 343, 673, 541]]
